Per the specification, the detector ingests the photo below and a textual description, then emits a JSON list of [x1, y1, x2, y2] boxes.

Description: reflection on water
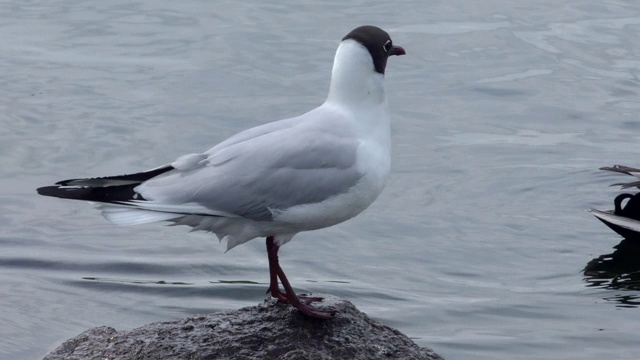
[[80, 277, 347, 286], [4, 0, 640, 359], [215, 280, 261, 285], [602, 294, 640, 308], [586, 166, 640, 307], [83, 277, 193, 285], [584, 238, 640, 307]]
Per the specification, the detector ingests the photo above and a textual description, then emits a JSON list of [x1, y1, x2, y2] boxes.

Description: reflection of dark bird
[[584, 239, 640, 301], [589, 165, 640, 241], [586, 165, 640, 306]]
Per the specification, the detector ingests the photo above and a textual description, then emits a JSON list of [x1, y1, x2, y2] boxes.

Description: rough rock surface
[[44, 295, 444, 360]]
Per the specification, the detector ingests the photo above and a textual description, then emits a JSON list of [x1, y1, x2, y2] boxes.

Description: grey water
[[2, 1, 640, 359]]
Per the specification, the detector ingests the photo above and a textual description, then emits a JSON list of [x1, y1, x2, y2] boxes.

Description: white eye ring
[[383, 40, 392, 52]]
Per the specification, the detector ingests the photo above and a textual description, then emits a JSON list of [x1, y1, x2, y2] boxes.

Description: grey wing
[[137, 128, 362, 221]]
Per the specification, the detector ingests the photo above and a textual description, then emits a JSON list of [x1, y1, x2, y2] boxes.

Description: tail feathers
[[99, 205, 182, 226], [36, 165, 174, 203]]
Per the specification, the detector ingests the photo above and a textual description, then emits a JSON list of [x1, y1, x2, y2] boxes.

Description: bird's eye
[[383, 40, 392, 53]]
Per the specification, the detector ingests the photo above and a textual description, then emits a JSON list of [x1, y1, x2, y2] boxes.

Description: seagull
[[37, 25, 405, 319]]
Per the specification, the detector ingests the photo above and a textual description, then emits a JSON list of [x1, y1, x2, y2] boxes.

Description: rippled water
[[2, 1, 640, 359]]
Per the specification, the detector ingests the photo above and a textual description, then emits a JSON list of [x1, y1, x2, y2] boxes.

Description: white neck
[[325, 40, 387, 107]]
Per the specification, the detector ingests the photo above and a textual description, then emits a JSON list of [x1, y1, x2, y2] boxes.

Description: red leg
[[265, 236, 334, 320], [266, 236, 288, 302], [276, 266, 334, 319]]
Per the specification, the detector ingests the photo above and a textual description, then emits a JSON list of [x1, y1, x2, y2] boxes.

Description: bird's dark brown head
[[342, 25, 406, 75]]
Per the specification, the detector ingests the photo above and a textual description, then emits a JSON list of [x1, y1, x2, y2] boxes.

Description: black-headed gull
[[38, 25, 405, 319]]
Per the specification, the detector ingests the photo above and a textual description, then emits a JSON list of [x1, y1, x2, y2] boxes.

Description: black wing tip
[[37, 185, 62, 196], [36, 185, 92, 200], [36, 185, 57, 197], [36, 182, 123, 203], [52, 165, 174, 187], [36, 183, 142, 203], [36, 165, 175, 202]]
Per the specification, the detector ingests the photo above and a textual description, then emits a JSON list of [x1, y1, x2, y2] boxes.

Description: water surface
[[2, 1, 640, 359]]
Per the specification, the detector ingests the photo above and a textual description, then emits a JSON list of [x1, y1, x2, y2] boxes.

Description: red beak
[[389, 45, 406, 56]]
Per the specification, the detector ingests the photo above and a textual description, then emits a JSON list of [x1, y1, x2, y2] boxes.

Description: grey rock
[[44, 295, 444, 360]]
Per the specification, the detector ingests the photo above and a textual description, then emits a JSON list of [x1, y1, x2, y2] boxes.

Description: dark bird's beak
[[389, 45, 406, 56]]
